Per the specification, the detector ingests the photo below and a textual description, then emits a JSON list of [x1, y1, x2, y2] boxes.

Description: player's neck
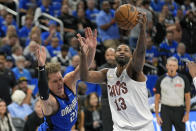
[[116, 65, 126, 77]]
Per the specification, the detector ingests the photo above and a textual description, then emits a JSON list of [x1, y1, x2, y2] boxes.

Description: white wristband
[[193, 77, 196, 89]]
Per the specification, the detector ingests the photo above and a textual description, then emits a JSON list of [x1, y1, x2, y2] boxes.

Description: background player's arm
[[63, 28, 97, 93], [187, 62, 196, 88], [126, 13, 147, 81]]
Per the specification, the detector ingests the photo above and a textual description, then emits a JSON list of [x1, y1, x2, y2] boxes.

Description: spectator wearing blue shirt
[[39, 0, 54, 16], [68, 37, 79, 59], [46, 37, 61, 57], [164, 0, 179, 17], [1, 13, 18, 36], [0, 33, 18, 56], [86, 0, 99, 23], [41, 20, 63, 46], [19, 15, 33, 41], [150, 0, 165, 12], [8, 90, 33, 120], [12, 56, 32, 84], [146, 36, 159, 66], [51, 0, 62, 17], [96, 1, 120, 49], [19, 0, 41, 14], [64, 55, 80, 76], [160, 31, 178, 57], [173, 43, 193, 71]]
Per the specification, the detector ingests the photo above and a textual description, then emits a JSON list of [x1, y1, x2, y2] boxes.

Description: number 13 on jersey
[[114, 97, 127, 111]]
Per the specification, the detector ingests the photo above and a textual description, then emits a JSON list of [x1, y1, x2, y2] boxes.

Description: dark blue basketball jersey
[[38, 85, 78, 131]]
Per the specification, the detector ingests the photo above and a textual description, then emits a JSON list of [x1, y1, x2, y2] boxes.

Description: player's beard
[[115, 56, 129, 67]]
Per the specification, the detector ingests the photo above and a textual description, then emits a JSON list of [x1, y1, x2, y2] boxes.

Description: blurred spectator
[[0, 51, 16, 105], [16, 77, 33, 105], [181, 0, 195, 14], [164, 0, 179, 17], [160, 5, 175, 25], [96, 1, 120, 49], [86, 0, 99, 23], [23, 100, 44, 131], [150, 0, 165, 12], [84, 93, 102, 131], [112, 0, 121, 10], [41, 20, 63, 46], [173, 43, 193, 71], [1, 25, 18, 45], [5, 55, 14, 69], [46, 37, 61, 57], [63, 55, 80, 76], [51, 44, 71, 73], [180, 11, 196, 55], [175, 8, 184, 22], [159, 31, 178, 64], [8, 90, 33, 121], [68, 0, 80, 11], [58, 4, 78, 40], [19, 15, 33, 41], [72, 0, 86, 18], [77, 8, 96, 31], [68, 36, 80, 58], [0, 98, 15, 131], [98, 47, 116, 70], [34, 0, 54, 20], [129, 0, 153, 48], [12, 56, 32, 83], [0, 33, 18, 56], [11, 45, 23, 61], [25, 26, 42, 47], [153, 14, 166, 45], [145, 36, 159, 66], [19, 0, 41, 14], [77, 81, 87, 108], [0, 13, 18, 37], [51, 0, 63, 17], [167, 21, 182, 43]]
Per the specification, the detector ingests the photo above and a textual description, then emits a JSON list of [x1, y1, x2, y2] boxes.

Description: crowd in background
[[0, 0, 195, 130]]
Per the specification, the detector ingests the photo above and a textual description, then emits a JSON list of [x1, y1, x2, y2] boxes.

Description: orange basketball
[[114, 4, 139, 30]]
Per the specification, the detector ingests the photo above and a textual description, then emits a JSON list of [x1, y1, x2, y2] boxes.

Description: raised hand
[[29, 42, 47, 66], [84, 27, 97, 49], [136, 12, 147, 29]]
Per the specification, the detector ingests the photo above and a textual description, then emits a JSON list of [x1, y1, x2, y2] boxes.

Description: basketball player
[[79, 12, 154, 130], [32, 28, 97, 131], [187, 61, 196, 88]]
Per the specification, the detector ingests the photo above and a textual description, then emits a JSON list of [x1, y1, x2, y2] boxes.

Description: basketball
[[114, 4, 139, 30]]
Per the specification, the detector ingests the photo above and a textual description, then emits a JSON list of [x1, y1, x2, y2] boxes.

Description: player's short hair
[[116, 43, 132, 52], [46, 63, 61, 79], [167, 57, 178, 64]]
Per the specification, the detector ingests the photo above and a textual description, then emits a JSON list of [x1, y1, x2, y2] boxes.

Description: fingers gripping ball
[[115, 4, 139, 30]]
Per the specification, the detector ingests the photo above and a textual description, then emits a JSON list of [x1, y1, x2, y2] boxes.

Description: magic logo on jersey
[[61, 97, 77, 116], [108, 81, 128, 97]]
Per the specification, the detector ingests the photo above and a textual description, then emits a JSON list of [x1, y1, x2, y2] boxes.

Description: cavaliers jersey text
[[107, 68, 154, 131]]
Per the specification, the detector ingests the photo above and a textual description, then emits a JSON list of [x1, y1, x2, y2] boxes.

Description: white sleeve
[[193, 77, 196, 89]]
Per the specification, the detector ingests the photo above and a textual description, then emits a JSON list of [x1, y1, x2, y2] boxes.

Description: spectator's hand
[[187, 62, 196, 78], [182, 113, 189, 123], [156, 116, 163, 125], [27, 88, 33, 95]]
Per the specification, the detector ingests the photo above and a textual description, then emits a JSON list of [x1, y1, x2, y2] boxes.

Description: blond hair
[[46, 63, 61, 79]]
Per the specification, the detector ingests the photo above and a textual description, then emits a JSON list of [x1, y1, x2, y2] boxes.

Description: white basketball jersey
[[107, 68, 154, 131]]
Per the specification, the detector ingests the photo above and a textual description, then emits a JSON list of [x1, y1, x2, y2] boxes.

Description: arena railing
[[0, 1, 19, 27], [35, 13, 64, 41]]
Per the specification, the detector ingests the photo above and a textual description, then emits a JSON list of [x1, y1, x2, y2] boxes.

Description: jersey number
[[114, 97, 127, 111], [70, 109, 77, 122]]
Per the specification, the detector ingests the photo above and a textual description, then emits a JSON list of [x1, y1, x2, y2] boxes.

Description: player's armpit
[[40, 94, 59, 116]]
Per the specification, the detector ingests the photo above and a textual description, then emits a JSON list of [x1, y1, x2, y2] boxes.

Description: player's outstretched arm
[[187, 62, 196, 88], [127, 12, 147, 79], [30, 43, 58, 116]]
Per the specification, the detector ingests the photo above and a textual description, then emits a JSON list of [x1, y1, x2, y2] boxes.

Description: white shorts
[[113, 122, 154, 131]]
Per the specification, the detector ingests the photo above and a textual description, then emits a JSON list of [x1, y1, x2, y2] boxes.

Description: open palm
[[30, 43, 46, 66], [85, 27, 97, 49]]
